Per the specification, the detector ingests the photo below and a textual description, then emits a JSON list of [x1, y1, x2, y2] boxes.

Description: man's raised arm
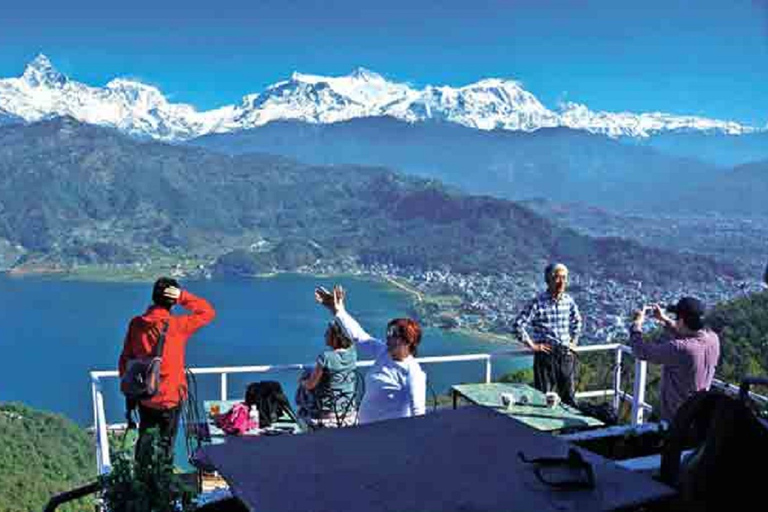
[[175, 290, 216, 335]]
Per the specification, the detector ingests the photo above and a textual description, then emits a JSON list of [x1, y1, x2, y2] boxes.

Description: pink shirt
[[629, 327, 720, 422]]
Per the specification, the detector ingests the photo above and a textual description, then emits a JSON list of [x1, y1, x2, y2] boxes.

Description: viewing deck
[[88, 343, 768, 511]]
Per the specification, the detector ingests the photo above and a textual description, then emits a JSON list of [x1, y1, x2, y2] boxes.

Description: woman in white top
[[315, 285, 426, 424]]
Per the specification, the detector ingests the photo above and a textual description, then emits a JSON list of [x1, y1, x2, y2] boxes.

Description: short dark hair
[[152, 277, 180, 308], [668, 297, 705, 331]]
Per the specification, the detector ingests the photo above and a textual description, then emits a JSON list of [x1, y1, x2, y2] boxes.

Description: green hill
[[0, 117, 739, 286], [707, 290, 768, 382], [0, 403, 95, 512]]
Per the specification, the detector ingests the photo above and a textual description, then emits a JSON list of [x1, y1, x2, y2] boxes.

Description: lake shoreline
[[4, 267, 525, 348]]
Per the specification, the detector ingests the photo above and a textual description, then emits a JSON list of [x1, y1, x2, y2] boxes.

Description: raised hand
[[314, 284, 346, 314], [332, 285, 346, 312], [315, 286, 334, 311], [163, 286, 181, 301]]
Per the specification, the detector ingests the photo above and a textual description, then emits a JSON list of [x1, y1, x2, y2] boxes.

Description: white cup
[[545, 391, 561, 408]]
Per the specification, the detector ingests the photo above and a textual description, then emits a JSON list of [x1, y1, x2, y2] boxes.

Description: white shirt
[[335, 309, 426, 424]]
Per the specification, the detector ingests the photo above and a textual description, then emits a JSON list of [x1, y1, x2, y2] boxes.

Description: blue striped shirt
[[513, 292, 582, 346]]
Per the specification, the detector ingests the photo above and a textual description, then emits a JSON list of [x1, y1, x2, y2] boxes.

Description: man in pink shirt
[[629, 297, 720, 422]]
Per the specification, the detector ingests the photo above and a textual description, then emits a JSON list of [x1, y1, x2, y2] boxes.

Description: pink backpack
[[214, 402, 257, 435]]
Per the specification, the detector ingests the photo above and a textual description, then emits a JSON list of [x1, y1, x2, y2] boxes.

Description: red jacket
[[119, 290, 215, 409]]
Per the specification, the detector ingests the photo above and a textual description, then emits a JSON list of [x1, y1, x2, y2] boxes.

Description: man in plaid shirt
[[513, 263, 582, 405]]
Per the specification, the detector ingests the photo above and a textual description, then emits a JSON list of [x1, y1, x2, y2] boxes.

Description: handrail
[[88, 343, 641, 476], [42, 481, 101, 512], [739, 376, 768, 402], [88, 343, 623, 380], [713, 378, 768, 404]]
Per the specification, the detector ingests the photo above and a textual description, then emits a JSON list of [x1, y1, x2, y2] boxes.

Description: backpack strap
[[153, 319, 170, 358], [125, 398, 138, 430]]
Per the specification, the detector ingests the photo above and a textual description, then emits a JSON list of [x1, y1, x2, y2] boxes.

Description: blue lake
[[0, 273, 530, 427]]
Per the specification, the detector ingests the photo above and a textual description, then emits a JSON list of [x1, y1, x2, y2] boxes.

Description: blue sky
[[1, 0, 767, 125]]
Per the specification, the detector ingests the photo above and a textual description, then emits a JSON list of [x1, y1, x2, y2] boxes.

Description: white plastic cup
[[545, 391, 561, 408]]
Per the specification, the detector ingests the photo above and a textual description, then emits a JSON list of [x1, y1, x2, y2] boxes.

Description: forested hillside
[[0, 117, 739, 286], [708, 290, 768, 382], [0, 403, 95, 512]]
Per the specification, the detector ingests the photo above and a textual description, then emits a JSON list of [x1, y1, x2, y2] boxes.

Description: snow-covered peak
[[0, 56, 234, 140], [286, 68, 416, 107], [105, 78, 169, 107], [229, 68, 420, 128], [291, 67, 388, 86], [405, 78, 558, 130], [464, 77, 523, 89], [0, 56, 759, 140], [22, 54, 67, 88], [349, 66, 383, 81], [558, 101, 754, 137]]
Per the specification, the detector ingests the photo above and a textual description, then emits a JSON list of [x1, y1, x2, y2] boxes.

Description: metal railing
[[90, 342, 653, 475]]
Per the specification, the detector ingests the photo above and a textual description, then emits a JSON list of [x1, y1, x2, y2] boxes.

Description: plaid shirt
[[513, 292, 582, 346]]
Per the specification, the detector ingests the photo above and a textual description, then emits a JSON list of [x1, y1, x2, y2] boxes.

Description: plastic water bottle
[[249, 405, 260, 430]]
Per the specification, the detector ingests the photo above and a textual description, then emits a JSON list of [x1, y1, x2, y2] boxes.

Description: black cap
[[667, 297, 705, 329]]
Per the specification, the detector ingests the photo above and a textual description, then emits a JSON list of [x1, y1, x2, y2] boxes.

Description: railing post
[[485, 356, 492, 384], [91, 378, 101, 476], [631, 358, 647, 426], [612, 347, 623, 414], [92, 377, 111, 475], [220, 373, 228, 401]]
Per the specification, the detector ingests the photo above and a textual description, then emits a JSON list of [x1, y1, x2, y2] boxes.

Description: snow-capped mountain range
[[0, 54, 756, 142]]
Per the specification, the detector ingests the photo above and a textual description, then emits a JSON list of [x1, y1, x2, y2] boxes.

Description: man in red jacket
[[119, 277, 215, 464]]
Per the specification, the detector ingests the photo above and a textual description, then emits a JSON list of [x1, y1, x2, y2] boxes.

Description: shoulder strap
[[153, 319, 170, 358]]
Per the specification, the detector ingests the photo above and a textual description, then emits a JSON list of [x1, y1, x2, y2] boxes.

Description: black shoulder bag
[[121, 320, 170, 427]]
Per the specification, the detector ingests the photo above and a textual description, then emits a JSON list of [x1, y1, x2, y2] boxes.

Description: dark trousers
[[533, 345, 576, 406], [136, 403, 181, 467]]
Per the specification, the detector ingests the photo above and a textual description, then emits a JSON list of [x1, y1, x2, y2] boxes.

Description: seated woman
[[297, 312, 358, 429], [316, 285, 426, 424]]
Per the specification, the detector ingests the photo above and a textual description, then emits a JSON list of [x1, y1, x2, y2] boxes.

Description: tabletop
[[195, 400, 302, 443], [452, 382, 605, 432], [201, 405, 675, 512]]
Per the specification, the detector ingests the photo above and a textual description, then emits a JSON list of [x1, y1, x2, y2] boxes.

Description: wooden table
[[452, 383, 605, 432]]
